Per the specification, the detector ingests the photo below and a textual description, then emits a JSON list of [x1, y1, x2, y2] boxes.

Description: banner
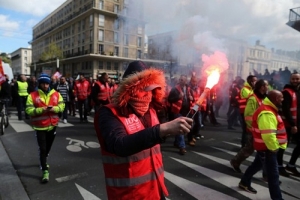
[[53, 71, 62, 79], [0, 58, 6, 85]]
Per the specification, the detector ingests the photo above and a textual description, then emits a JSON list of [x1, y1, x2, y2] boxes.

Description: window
[[137, 26, 142, 34], [114, 46, 119, 56], [257, 63, 262, 72], [98, 30, 104, 41], [107, 62, 112, 70], [137, 37, 142, 47], [99, 1, 103, 9], [114, 5, 119, 13], [99, 14, 105, 26], [99, 44, 104, 53], [24, 50, 27, 55], [24, 57, 27, 61], [124, 34, 128, 45], [114, 62, 119, 70], [114, 32, 119, 43], [90, 30, 93, 41], [114, 19, 119, 30], [89, 14, 93, 26], [124, 48, 128, 57], [137, 50, 142, 59], [99, 61, 104, 69], [249, 62, 254, 71], [250, 49, 255, 57]]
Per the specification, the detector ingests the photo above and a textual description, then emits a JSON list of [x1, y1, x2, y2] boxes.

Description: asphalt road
[[0, 110, 300, 200]]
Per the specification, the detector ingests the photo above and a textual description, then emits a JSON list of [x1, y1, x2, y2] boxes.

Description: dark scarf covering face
[[128, 94, 152, 116]]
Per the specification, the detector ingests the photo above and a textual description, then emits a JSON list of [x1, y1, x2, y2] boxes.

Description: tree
[[40, 42, 64, 62], [0, 53, 11, 64]]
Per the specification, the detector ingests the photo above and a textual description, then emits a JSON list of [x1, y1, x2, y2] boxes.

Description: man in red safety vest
[[94, 61, 193, 199]]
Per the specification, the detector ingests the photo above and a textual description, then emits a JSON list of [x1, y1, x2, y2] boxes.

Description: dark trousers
[[187, 111, 201, 141], [277, 128, 300, 166], [36, 127, 56, 171], [78, 99, 88, 120], [62, 102, 69, 120], [241, 151, 282, 200], [69, 98, 76, 115], [17, 96, 29, 120], [232, 131, 254, 165], [240, 113, 247, 147], [227, 106, 239, 128]]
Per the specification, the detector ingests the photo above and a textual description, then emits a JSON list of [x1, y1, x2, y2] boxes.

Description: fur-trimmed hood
[[112, 68, 166, 107]]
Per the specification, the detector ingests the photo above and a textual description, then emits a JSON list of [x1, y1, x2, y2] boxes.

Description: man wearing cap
[[26, 73, 65, 183], [91, 72, 110, 112], [94, 61, 193, 199], [73, 73, 91, 122]]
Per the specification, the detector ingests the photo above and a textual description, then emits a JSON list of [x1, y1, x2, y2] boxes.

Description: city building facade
[[10, 48, 32, 76], [31, 0, 146, 79]]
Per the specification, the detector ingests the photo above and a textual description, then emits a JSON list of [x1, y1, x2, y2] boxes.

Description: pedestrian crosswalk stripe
[[192, 151, 300, 199], [223, 141, 294, 154], [9, 114, 33, 132], [169, 157, 270, 200], [164, 170, 236, 200], [215, 144, 300, 166]]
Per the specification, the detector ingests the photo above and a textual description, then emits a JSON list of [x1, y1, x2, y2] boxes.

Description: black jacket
[[0, 80, 11, 99], [281, 84, 300, 128]]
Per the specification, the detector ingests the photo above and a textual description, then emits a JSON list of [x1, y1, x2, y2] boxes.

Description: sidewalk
[[0, 139, 30, 200]]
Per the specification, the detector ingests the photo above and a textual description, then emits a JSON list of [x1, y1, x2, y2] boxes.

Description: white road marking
[[55, 172, 88, 183], [193, 151, 299, 199], [216, 143, 300, 166], [164, 170, 237, 200], [9, 114, 33, 132], [223, 141, 294, 154], [75, 183, 101, 200]]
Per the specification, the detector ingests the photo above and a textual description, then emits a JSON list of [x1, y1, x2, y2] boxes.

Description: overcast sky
[[0, 0, 300, 54]]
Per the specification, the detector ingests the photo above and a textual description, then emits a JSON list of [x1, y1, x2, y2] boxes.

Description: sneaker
[[63, 119, 67, 124], [230, 160, 242, 173], [238, 182, 257, 194], [279, 167, 290, 177], [42, 170, 49, 183], [285, 166, 300, 177]]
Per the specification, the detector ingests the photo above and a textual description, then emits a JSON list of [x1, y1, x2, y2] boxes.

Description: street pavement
[[0, 109, 300, 200]]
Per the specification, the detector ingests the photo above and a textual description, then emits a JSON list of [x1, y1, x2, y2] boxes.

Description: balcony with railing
[[287, 7, 300, 32]]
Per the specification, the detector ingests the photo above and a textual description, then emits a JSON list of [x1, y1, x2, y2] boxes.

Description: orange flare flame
[[205, 69, 220, 89]]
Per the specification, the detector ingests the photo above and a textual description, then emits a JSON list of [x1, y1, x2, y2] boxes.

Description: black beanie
[[122, 61, 148, 79]]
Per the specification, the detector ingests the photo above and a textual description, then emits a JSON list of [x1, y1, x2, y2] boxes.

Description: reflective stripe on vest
[[238, 86, 252, 113], [17, 81, 28, 96], [252, 105, 287, 151], [30, 91, 60, 128], [95, 104, 168, 199], [95, 81, 110, 101], [170, 85, 192, 114], [281, 88, 297, 127], [106, 166, 164, 187]]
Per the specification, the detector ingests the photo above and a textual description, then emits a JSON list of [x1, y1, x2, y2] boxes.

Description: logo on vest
[[125, 115, 143, 133], [52, 95, 58, 104]]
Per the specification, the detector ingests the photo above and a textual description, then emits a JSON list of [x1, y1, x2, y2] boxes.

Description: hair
[[246, 75, 256, 83], [101, 72, 107, 77], [254, 79, 267, 90]]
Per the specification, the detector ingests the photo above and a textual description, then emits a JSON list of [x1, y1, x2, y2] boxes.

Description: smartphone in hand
[[47, 106, 53, 110]]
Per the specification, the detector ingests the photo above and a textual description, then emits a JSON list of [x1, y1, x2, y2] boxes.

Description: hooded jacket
[[94, 68, 168, 199]]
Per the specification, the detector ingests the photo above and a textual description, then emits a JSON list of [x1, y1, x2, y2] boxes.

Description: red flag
[[0, 58, 6, 85]]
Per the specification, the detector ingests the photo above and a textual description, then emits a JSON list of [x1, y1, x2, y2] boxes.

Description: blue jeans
[[241, 151, 282, 200], [174, 114, 186, 148]]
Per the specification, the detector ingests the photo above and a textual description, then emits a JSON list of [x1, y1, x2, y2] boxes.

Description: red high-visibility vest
[[170, 85, 192, 114], [281, 88, 297, 127], [74, 80, 90, 100], [252, 104, 287, 151], [95, 81, 110, 101], [94, 104, 168, 200], [30, 91, 60, 128], [109, 84, 118, 98], [238, 85, 252, 113]]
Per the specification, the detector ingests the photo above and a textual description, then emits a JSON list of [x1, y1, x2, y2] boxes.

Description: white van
[[1, 61, 13, 83]]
